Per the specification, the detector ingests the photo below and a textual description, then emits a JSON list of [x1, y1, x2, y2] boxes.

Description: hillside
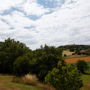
[[59, 44, 90, 56]]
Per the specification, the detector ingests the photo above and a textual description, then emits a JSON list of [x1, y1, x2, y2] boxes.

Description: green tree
[[0, 38, 31, 73], [32, 45, 63, 81], [13, 55, 30, 76], [76, 60, 88, 73], [45, 61, 83, 90], [36, 54, 60, 81]]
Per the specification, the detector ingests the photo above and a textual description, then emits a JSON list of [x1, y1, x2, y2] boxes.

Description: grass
[[0, 74, 43, 90], [82, 75, 90, 83], [81, 62, 90, 90], [12, 74, 55, 90], [9, 82, 42, 90], [87, 62, 90, 72], [81, 75, 90, 90]]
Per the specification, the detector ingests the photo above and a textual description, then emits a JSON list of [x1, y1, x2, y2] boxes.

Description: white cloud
[[0, 11, 35, 28], [22, 0, 49, 16], [0, 0, 90, 49], [0, 0, 23, 12]]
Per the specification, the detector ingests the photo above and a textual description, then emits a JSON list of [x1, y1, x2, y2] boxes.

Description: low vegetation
[[12, 74, 55, 90]]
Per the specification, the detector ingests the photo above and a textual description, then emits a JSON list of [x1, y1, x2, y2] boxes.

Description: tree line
[[0, 38, 83, 90], [59, 44, 90, 55]]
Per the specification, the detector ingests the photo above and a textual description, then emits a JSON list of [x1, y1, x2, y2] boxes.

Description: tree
[[32, 45, 63, 81], [0, 38, 31, 74], [76, 60, 88, 73], [36, 54, 60, 81], [45, 61, 83, 90], [13, 55, 30, 76]]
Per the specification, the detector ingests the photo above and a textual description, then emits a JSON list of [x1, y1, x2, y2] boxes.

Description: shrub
[[22, 74, 38, 86], [45, 61, 83, 90], [76, 60, 88, 73], [12, 74, 38, 86]]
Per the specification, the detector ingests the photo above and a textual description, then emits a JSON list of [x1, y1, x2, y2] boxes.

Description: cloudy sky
[[0, 0, 90, 49]]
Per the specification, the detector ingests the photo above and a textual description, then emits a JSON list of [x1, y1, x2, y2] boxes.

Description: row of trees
[[0, 38, 83, 89], [0, 38, 62, 79]]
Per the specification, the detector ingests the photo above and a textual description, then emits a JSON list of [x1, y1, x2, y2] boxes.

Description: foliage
[[32, 45, 63, 81], [45, 61, 83, 90], [76, 60, 88, 73], [0, 38, 30, 74], [13, 55, 30, 76], [0, 38, 85, 90], [0, 38, 63, 81]]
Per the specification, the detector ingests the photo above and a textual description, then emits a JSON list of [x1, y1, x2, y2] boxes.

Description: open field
[[0, 75, 43, 90], [65, 56, 90, 64]]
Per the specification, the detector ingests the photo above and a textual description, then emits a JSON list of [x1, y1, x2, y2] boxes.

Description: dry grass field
[[62, 50, 74, 56], [65, 56, 90, 64]]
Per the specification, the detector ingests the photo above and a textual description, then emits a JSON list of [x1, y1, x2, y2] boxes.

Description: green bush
[[45, 61, 83, 90], [76, 60, 88, 73]]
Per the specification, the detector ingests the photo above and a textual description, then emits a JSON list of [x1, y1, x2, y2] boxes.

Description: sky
[[0, 0, 90, 49]]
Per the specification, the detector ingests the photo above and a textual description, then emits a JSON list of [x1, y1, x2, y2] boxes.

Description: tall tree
[[0, 38, 31, 73]]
